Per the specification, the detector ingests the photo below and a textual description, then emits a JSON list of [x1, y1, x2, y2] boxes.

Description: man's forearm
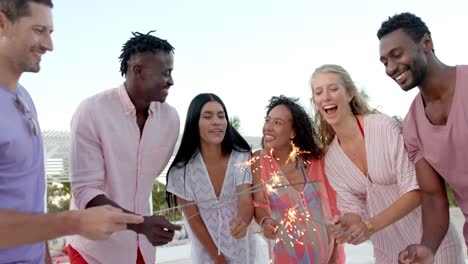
[[0, 209, 79, 248], [86, 195, 141, 233], [420, 193, 450, 253]]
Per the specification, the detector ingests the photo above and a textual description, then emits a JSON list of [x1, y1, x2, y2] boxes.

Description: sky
[[20, 0, 468, 136]]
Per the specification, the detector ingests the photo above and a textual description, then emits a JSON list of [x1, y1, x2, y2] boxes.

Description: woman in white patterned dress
[[166, 93, 256, 264]]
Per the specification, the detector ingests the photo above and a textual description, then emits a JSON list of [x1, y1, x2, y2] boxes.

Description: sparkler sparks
[[258, 142, 354, 254], [153, 179, 314, 216], [162, 141, 353, 259], [264, 171, 282, 194], [274, 203, 318, 249], [283, 205, 298, 230], [233, 155, 259, 172], [286, 141, 310, 164]]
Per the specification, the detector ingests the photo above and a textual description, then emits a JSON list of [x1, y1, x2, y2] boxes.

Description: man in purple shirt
[[0, 1, 143, 263]]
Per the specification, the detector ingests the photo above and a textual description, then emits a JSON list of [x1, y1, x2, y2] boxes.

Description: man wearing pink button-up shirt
[[67, 32, 181, 264]]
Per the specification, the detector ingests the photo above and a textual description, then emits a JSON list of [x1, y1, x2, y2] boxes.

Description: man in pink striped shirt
[[67, 31, 181, 264]]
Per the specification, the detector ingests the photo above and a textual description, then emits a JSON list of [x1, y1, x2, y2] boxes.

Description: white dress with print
[[167, 150, 256, 264]]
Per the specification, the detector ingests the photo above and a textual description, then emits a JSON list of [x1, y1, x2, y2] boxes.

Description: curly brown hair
[[264, 95, 322, 161]]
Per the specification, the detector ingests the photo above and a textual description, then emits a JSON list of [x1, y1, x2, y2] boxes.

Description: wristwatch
[[363, 220, 374, 234]]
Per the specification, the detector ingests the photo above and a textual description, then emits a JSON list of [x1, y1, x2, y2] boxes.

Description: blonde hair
[[310, 64, 377, 149]]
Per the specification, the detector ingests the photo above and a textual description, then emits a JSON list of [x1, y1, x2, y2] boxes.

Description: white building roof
[[43, 130, 261, 184]]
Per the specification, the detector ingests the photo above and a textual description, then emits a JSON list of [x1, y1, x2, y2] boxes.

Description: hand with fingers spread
[[229, 217, 248, 239], [77, 205, 144, 240], [261, 217, 279, 240], [137, 215, 182, 246], [398, 244, 435, 264]]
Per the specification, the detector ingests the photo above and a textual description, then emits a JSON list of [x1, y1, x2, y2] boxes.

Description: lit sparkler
[[233, 155, 259, 172], [153, 179, 314, 215], [286, 141, 310, 164]]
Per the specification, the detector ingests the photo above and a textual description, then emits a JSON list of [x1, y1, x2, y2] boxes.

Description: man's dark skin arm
[[86, 195, 181, 246], [398, 158, 449, 263], [417, 159, 450, 252]]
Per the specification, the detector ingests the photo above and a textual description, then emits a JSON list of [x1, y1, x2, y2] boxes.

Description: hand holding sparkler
[[229, 217, 248, 239], [345, 220, 373, 245], [260, 216, 279, 239], [138, 215, 182, 246], [328, 214, 369, 244], [328, 215, 350, 242]]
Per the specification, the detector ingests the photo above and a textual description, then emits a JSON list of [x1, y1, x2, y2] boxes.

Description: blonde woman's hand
[[327, 215, 348, 243], [346, 222, 371, 245]]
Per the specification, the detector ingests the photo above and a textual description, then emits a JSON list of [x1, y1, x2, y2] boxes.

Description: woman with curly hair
[[252, 95, 344, 263]]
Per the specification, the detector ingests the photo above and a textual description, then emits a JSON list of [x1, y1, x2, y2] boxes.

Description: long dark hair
[[166, 93, 251, 208]]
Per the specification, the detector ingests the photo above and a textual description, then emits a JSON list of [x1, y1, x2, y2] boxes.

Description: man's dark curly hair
[[377, 12, 431, 43], [265, 95, 322, 161], [119, 31, 174, 77]]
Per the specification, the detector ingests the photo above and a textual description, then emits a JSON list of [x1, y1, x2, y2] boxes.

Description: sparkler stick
[[253, 217, 354, 239], [154, 179, 319, 215], [163, 141, 355, 251], [182, 180, 322, 221], [257, 144, 357, 242], [154, 179, 266, 215], [309, 217, 357, 238]]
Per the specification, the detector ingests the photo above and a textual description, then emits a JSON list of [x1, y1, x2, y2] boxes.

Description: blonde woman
[[310, 64, 463, 263]]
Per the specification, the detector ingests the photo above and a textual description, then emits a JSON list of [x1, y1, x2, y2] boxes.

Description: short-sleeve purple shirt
[[0, 84, 45, 263]]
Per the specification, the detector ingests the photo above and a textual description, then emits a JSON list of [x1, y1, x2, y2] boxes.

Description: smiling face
[[134, 51, 174, 103], [262, 104, 295, 150], [379, 28, 430, 91], [198, 101, 228, 146], [312, 72, 354, 126], [0, 2, 54, 74]]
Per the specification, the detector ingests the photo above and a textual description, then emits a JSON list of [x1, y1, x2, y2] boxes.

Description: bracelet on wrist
[[259, 216, 274, 227], [363, 220, 374, 234]]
